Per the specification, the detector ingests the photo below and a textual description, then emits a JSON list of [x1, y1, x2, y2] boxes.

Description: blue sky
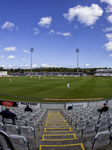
[[0, 0, 112, 69]]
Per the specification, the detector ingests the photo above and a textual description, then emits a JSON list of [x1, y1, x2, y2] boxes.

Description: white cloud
[[24, 49, 30, 53], [33, 28, 39, 35], [56, 32, 71, 37], [74, 24, 79, 29], [49, 29, 55, 34], [100, 0, 112, 6], [107, 14, 112, 23], [34, 61, 38, 64], [1, 64, 6, 68], [32, 64, 38, 68], [91, 26, 94, 29], [31, 62, 38, 68], [106, 5, 112, 13], [103, 41, 112, 51], [22, 58, 26, 61], [25, 64, 29, 67], [103, 26, 112, 32], [20, 64, 30, 69], [2, 21, 15, 31], [41, 63, 61, 68], [38, 16, 52, 28], [105, 33, 112, 41], [49, 30, 71, 37], [109, 54, 112, 57], [3, 46, 17, 52], [104, 33, 112, 52], [100, 0, 112, 13], [0, 55, 4, 59], [7, 55, 15, 59], [8, 65, 13, 68], [85, 64, 90, 67], [63, 4, 103, 26]]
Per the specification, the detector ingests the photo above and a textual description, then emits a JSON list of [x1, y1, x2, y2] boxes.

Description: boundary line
[[43, 97, 103, 101]]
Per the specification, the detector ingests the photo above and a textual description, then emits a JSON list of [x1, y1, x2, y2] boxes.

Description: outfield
[[0, 76, 112, 102]]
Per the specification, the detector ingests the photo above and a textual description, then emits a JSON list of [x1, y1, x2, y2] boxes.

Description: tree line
[[0, 67, 110, 75]]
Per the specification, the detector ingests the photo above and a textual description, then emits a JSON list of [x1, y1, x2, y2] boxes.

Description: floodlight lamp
[[31, 48, 34, 52], [76, 49, 79, 53]]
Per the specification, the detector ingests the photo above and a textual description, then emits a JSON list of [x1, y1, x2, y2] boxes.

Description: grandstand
[[12, 72, 83, 77], [0, 99, 112, 150], [94, 69, 112, 77]]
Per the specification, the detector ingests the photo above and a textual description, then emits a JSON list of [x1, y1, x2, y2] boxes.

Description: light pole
[[30, 48, 34, 75], [76, 49, 79, 72]]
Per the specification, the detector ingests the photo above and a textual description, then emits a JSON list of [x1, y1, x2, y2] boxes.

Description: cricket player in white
[[67, 83, 69, 88]]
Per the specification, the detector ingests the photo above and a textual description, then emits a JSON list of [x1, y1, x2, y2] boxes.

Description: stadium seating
[[5, 124, 19, 135], [81, 124, 96, 138], [0, 107, 47, 150], [0, 105, 112, 149], [19, 126, 36, 139], [0, 122, 5, 131], [0, 116, 2, 122], [62, 106, 112, 149], [95, 120, 111, 133], [91, 131, 111, 149], [3, 118, 15, 124], [15, 119, 26, 127], [0, 130, 15, 150], [75, 119, 88, 130], [27, 120, 39, 129], [9, 134, 31, 150], [12, 72, 83, 76]]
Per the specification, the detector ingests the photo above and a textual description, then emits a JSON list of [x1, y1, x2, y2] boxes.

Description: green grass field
[[0, 76, 112, 102]]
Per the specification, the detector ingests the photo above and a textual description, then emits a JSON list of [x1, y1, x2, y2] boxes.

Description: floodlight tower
[[76, 49, 79, 72], [30, 48, 34, 75]]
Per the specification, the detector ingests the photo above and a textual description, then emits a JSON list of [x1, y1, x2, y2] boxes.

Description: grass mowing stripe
[[91, 77, 112, 99]]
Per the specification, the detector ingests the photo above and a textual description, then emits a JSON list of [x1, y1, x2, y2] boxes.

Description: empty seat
[[20, 126, 36, 139], [3, 118, 15, 124], [91, 131, 111, 149], [75, 119, 88, 130], [27, 121, 39, 129], [95, 121, 110, 133], [5, 124, 19, 135], [81, 124, 96, 138], [0, 116, 2, 122], [71, 116, 79, 125], [20, 115, 29, 122], [0, 122, 5, 131], [0, 130, 15, 150], [15, 119, 26, 126], [89, 117, 98, 126], [9, 134, 30, 150]]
